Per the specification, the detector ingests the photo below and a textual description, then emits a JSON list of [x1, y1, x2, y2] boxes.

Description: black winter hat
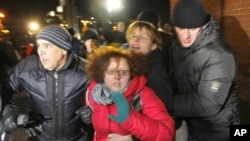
[[83, 29, 99, 41], [36, 25, 72, 51], [136, 10, 159, 27], [173, 0, 208, 28]]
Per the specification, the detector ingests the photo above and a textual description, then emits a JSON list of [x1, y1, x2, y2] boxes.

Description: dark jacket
[[159, 29, 175, 69], [9, 54, 90, 141], [169, 16, 240, 140], [146, 49, 174, 113]]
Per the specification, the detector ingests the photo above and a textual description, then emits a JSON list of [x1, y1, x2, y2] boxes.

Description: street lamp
[[0, 12, 5, 18], [106, 0, 124, 21], [107, 0, 123, 12], [28, 21, 40, 42], [29, 22, 39, 33]]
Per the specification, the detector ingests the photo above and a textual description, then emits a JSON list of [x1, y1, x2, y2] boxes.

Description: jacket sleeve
[[120, 87, 175, 141], [173, 49, 237, 117]]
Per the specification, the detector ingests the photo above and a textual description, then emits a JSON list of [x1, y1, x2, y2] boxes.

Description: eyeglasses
[[106, 69, 130, 76], [129, 34, 151, 41]]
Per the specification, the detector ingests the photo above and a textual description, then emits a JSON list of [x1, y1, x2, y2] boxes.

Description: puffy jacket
[[9, 54, 90, 141], [169, 16, 240, 140], [86, 75, 175, 141]]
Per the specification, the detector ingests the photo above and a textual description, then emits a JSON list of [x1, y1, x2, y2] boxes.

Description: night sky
[[0, 0, 170, 23], [75, 0, 171, 23], [0, 0, 170, 39], [0, 0, 58, 19]]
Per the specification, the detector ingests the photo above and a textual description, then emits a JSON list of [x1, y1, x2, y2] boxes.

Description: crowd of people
[[0, 0, 241, 141]]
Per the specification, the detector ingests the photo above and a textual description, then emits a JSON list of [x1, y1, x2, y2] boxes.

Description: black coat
[[169, 17, 240, 141], [146, 49, 174, 113], [9, 54, 90, 141]]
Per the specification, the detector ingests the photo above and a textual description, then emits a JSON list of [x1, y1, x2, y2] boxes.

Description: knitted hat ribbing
[[36, 25, 72, 51], [173, 0, 208, 28]]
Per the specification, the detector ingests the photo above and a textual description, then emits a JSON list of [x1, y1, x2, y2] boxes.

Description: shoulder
[[203, 38, 235, 58], [15, 55, 40, 72], [140, 86, 160, 102]]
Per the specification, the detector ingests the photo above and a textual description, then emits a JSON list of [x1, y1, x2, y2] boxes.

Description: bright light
[[29, 22, 39, 32], [1, 29, 9, 34], [0, 12, 5, 18], [48, 11, 55, 17], [107, 0, 123, 12]]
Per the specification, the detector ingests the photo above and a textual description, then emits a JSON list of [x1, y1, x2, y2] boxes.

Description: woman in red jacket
[[85, 46, 175, 141]]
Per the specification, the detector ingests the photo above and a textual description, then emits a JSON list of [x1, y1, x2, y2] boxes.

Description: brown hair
[[86, 45, 147, 83], [126, 21, 162, 50]]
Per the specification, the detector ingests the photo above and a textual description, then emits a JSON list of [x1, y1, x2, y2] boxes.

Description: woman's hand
[[107, 133, 133, 141]]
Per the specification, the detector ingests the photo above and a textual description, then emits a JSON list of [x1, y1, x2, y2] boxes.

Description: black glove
[[17, 114, 43, 137], [76, 106, 92, 125], [24, 125, 43, 137], [1, 104, 19, 132], [0, 120, 6, 134]]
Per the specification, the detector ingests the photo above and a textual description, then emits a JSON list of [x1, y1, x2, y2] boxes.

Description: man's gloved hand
[[24, 125, 43, 137], [0, 120, 7, 134], [1, 105, 19, 132], [108, 92, 130, 123], [17, 114, 44, 137], [76, 106, 92, 125]]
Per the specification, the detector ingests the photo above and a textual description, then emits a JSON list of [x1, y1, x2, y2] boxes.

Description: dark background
[[0, 0, 171, 23]]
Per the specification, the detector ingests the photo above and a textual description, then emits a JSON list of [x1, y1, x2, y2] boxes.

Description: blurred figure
[[82, 28, 100, 58], [112, 20, 127, 44], [85, 46, 175, 141], [7, 25, 90, 141], [169, 0, 240, 141], [0, 61, 20, 140], [137, 10, 174, 67], [67, 28, 85, 57], [26, 43, 36, 56], [0, 35, 21, 73], [163, 22, 174, 36], [96, 22, 106, 45], [101, 20, 116, 45]]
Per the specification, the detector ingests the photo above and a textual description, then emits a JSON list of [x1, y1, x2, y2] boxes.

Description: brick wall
[[170, 0, 250, 68]]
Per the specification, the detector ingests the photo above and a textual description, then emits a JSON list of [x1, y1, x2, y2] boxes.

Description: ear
[[62, 50, 68, 55], [151, 43, 157, 51]]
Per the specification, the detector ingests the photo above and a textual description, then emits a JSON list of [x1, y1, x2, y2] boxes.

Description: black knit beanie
[[173, 0, 208, 28], [36, 25, 72, 51]]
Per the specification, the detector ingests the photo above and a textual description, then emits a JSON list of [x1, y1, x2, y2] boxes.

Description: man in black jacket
[[169, 0, 240, 141], [6, 25, 91, 141]]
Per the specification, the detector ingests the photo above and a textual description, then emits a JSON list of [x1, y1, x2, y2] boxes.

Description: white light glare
[[107, 0, 123, 12]]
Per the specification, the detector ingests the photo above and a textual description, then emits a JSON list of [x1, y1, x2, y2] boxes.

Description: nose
[[114, 71, 121, 79], [131, 37, 140, 45], [183, 29, 191, 39]]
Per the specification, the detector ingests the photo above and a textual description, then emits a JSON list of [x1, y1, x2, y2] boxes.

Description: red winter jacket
[[86, 75, 175, 141]]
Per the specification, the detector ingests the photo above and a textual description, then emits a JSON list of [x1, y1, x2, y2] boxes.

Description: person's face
[[37, 39, 68, 71], [117, 22, 125, 32], [104, 57, 131, 92], [128, 27, 157, 55], [174, 27, 202, 48]]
